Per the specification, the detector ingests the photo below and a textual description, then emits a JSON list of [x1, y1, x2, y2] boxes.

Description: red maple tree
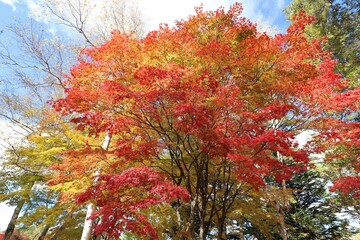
[[50, 3, 360, 239]]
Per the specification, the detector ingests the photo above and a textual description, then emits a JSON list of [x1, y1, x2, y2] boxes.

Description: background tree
[[0, 0, 145, 238], [285, 170, 352, 239], [285, 0, 359, 86], [0, 110, 89, 239], [245, 170, 352, 239]]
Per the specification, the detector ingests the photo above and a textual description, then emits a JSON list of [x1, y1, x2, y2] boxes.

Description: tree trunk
[[187, 196, 197, 240], [275, 150, 288, 240], [80, 134, 111, 240], [238, 221, 245, 240], [198, 195, 206, 240], [217, 214, 227, 240], [199, 222, 204, 240], [279, 179, 288, 240], [38, 225, 50, 240], [278, 208, 288, 240], [3, 199, 25, 240], [80, 203, 96, 240]]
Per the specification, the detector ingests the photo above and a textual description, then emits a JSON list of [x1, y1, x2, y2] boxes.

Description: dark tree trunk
[[3, 199, 25, 240], [38, 225, 50, 240]]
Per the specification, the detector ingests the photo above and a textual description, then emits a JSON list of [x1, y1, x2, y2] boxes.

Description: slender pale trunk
[[175, 202, 183, 233], [199, 225, 204, 240], [80, 203, 96, 240], [80, 134, 111, 240], [276, 148, 288, 240], [3, 199, 25, 240], [198, 195, 205, 240], [279, 179, 288, 240]]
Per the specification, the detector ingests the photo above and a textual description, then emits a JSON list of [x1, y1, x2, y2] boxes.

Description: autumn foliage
[[76, 166, 189, 238], [50, 3, 360, 239], [0, 231, 30, 240]]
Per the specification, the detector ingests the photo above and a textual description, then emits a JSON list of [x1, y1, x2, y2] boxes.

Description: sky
[[0, 0, 292, 232], [0, 0, 293, 35], [139, 0, 291, 33]]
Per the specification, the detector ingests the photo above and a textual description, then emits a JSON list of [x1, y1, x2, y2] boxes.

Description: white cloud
[[139, 0, 283, 34], [23, 0, 231, 34], [239, 0, 287, 34], [24, 0, 146, 39], [0, 0, 19, 11], [239, 1, 260, 19], [25, 0, 50, 23], [47, 27, 57, 35], [139, 0, 230, 31], [138, 0, 285, 34], [255, 15, 280, 35]]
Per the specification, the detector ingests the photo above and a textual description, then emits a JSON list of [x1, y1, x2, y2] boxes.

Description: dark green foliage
[[242, 170, 352, 239], [285, 170, 351, 240]]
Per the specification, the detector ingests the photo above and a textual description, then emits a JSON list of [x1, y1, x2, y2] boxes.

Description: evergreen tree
[[285, 170, 352, 239]]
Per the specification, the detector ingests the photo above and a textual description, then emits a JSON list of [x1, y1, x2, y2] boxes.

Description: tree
[[40, 0, 145, 44], [0, 0, 145, 238], [285, 0, 360, 86], [285, 170, 352, 239], [245, 170, 352, 239], [0, 110, 89, 240], [49, 3, 360, 239]]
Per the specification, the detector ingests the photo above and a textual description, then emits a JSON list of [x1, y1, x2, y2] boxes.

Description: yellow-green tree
[[0, 0, 145, 238], [0, 110, 88, 239]]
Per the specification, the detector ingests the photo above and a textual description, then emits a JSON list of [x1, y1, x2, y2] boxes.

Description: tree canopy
[[48, 3, 360, 239]]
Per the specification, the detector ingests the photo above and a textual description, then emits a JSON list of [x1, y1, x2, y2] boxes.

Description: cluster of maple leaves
[[49, 3, 359, 238]]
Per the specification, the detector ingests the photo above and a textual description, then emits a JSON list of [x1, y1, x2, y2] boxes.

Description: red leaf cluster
[[330, 176, 360, 198], [76, 166, 189, 238]]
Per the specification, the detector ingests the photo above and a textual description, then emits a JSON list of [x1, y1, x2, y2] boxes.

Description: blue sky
[[0, 0, 292, 232], [0, 0, 293, 36]]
